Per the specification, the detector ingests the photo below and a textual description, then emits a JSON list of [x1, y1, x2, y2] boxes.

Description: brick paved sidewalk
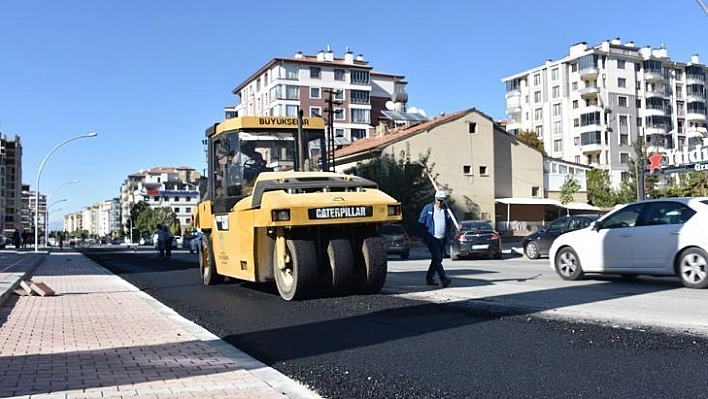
[[0, 252, 321, 399]]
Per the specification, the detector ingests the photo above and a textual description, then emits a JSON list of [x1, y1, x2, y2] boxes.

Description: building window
[[621, 171, 630, 182], [533, 73, 541, 86], [573, 100, 578, 109], [468, 122, 477, 133], [553, 121, 562, 134], [618, 96, 628, 107], [310, 87, 321, 99], [553, 139, 562, 152], [335, 128, 345, 137], [535, 125, 543, 136], [310, 67, 321, 79], [284, 65, 298, 79], [334, 90, 344, 101], [463, 165, 471, 174], [479, 165, 488, 176], [552, 86, 560, 98], [618, 77, 627, 88], [335, 108, 345, 120], [575, 155, 581, 163], [310, 107, 321, 117], [534, 91, 542, 102], [174, 207, 180, 213], [574, 137, 579, 145], [619, 115, 628, 126], [351, 129, 366, 140], [334, 69, 345, 81], [351, 109, 369, 124], [350, 90, 370, 104], [618, 60, 626, 69], [571, 63, 577, 72], [620, 152, 629, 164], [285, 105, 298, 116], [572, 82, 578, 90], [285, 85, 299, 100], [534, 108, 542, 120], [551, 68, 559, 80], [185, 207, 191, 214], [620, 134, 629, 145], [351, 70, 370, 84], [532, 186, 539, 196], [552, 103, 561, 117]]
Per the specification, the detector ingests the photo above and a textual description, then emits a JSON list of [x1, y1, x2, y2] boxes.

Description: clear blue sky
[[1, 0, 706, 227]]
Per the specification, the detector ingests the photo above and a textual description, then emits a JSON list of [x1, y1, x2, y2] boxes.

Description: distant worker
[[416, 190, 455, 288], [21, 230, 28, 248], [156, 224, 167, 258], [13, 228, 21, 250], [241, 140, 266, 185], [58, 231, 64, 251], [164, 227, 174, 259]]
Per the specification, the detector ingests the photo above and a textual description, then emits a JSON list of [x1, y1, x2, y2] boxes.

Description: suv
[[379, 224, 411, 259], [522, 214, 600, 259]]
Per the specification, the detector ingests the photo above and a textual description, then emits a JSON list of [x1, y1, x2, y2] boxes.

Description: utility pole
[[323, 88, 342, 172]]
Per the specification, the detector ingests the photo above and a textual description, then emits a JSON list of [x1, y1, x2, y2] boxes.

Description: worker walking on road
[[416, 190, 455, 288]]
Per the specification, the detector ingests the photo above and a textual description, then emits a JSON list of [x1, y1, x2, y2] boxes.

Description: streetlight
[[46, 180, 80, 243], [46, 199, 67, 244], [35, 132, 98, 252]]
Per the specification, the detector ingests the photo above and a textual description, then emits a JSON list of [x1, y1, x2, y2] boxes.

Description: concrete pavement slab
[[0, 251, 322, 399]]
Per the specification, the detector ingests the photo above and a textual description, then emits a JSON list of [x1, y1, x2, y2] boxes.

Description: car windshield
[[461, 222, 493, 231]]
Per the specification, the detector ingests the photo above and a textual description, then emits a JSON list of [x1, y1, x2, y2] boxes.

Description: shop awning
[[562, 202, 601, 211], [495, 198, 562, 206]]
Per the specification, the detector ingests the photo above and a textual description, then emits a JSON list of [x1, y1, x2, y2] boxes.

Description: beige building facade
[[335, 108, 593, 234]]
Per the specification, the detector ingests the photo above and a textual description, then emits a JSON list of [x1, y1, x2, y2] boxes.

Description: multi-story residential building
[[26, 190, 46, 239], [20, 183, 31, 232], [502, 38, 708, 189], [119, 166, 200, 234], [63, 212, 83, 234], [1, 135, 23, 236], [227, 46, 412, 145]]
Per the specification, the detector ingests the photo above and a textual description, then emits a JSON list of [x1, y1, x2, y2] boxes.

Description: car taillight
[[454, 233, 467, 242], [491, 232, 499, 240]]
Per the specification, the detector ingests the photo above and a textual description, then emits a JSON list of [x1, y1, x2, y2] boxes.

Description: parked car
[[379, 223, 410, 259], [140, 235, 154, 246], [522, 214, 600, 259], [189, 231, 202, 254], [549, 197, 708, 288], [450, 220, 502, 260]]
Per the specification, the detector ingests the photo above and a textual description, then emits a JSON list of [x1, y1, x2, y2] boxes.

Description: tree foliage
[[517, 130, 547, 156], [586, 168, 616, 207], [353, 144, 438, 234], [560, 176, 580, 205], [131, 202, 179, 239]]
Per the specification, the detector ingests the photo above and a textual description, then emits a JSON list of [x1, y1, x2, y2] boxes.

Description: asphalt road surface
[[80, 246, 708, 398]]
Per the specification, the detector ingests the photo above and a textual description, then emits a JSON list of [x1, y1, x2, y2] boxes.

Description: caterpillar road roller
[[192, 116, 402, 300]]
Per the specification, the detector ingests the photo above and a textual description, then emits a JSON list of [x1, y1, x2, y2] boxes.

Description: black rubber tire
[[327, 237, 355, 296], [274, 237, 319, 300], [357, 235, 387, 294], [677, 247, 708, 289], [554, 246, 583, 281], [200, 235, 223, 285], [525, 242, 540, 259]]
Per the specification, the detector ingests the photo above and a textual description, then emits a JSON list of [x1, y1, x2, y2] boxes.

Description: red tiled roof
[[334, 108, 479, 158]]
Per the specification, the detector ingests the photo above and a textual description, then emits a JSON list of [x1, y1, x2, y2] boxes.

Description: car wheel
[[554, 246, 583, 281], [677, 247, 708, 289], [524, 242, 540, 259]]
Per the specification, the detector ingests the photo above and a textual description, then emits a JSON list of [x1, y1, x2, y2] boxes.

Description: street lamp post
[[34, 132, 98, 252], [46, 180, 79, 244], [46, 199, 67, 245]]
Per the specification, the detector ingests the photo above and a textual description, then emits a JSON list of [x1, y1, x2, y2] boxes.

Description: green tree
[[560, 175, 580, 215], [353, 144, 437, 234], [586, 168, 616, 207], [517, 130, 547, 155]]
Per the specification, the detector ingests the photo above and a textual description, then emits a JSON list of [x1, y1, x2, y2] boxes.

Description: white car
[[549, 197, 708, 288]]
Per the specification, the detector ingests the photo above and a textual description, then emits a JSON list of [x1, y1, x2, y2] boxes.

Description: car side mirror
[[591, 221, 601, 231]]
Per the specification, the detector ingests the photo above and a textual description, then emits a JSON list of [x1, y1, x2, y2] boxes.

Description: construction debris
[[14, 280, 55, 297]]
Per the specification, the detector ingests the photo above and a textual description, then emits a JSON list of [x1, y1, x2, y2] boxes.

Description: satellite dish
[[385, 101, 394, 110]]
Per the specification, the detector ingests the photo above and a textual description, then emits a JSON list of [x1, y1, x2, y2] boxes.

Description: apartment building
[[502, 38, 707, 189], [227, 46, 411, 144], [119, 166, 200, 234], [0, 135, 23, 235]]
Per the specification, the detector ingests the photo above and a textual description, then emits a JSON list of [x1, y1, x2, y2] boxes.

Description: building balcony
[[645, 89, 668, 99], [581, 143, 603, 154], [644, 126, 668, 135], [505, 89, 521, 99], [579, 66, 599, 79], [644, 70, 665, 82], [578, 86, 600, 99], [686, 75, 705, 85], [686, 112, 707, 121], [685, 93, 706, 103], [643, 107, 668, 117]]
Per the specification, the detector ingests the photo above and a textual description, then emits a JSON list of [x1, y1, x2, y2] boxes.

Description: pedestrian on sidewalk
[[416, 190, 455, 288]]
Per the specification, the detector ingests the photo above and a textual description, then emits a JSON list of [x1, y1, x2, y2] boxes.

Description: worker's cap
[[435, 190, 449, 200]]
